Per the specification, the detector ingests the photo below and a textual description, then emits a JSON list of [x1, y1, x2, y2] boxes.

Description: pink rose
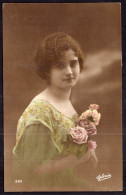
[[88, 140, 97, 150], [69, 126, 88, 145], [89, 104, 99, 110], [77, 118, 85, 128], [77, 119, 97, 135]]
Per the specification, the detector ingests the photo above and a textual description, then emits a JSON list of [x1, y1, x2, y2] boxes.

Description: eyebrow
[[71, 59, 79, 62], [57, 59, 79, 63]]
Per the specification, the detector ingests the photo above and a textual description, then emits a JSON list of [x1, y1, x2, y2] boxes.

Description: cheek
[[50, 70, 61, 82], [78, 65, 81, 73], [74, 66, 80, 76]]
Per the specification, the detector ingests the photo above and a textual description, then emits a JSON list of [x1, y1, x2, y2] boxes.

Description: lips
[[64, 77, 74, 81]]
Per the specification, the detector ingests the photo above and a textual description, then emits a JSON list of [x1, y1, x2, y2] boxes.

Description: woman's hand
[[88, 149, 98, 168], [79, 149, 98, 168], [34, 154, 81, 175], [77, 149, 91, 164]]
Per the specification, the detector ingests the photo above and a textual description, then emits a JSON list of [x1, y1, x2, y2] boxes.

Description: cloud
[[80, 50, 121, 82], [87, 80, 121, 93]]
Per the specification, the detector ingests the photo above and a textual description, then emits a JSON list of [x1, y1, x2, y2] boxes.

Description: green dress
[[12, 100, 88, 187]]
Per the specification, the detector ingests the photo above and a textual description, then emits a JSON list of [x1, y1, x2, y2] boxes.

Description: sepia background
[[3, 3, 122, 191]]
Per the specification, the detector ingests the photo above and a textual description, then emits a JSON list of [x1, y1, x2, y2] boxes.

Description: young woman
[[12, 32, 98, 189]]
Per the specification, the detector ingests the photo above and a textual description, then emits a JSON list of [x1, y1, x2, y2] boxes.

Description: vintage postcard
[[3, 3, 122, 191]]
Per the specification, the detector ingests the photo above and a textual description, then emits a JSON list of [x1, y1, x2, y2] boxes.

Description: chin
[[65, 82, 77, 88], [59, 79, 78, 89], [71, 79, 78, 86]]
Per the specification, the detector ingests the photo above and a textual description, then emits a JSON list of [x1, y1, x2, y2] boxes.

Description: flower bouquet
[[66, 104, 101, 159]]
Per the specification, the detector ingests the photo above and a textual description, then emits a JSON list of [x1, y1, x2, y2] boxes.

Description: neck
[[46, 85, 71, 102]]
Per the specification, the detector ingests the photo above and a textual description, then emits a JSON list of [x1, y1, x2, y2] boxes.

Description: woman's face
[[49, 49, 80, 90]]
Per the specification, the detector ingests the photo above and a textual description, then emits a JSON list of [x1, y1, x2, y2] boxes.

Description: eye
[[70, 60, 79, 68], [54, 62, 65, 70]]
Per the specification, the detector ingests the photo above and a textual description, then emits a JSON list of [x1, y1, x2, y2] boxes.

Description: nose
[[65, 65, 72, 75]]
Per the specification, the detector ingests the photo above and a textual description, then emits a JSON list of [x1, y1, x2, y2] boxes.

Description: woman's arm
[[20, 124, 98, 175], [34, 149, 98, 175]]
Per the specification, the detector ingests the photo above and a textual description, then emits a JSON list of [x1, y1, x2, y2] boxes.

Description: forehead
[[58, 49, 78, 61]]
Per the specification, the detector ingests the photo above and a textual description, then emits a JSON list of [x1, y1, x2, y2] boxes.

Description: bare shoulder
[[31, 90, 49, 102]]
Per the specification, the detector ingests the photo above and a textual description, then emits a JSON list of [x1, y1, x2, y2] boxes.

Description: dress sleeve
[[14, 123, 57, 172], [16, 100, 65, 154], [12, 124, 87, 187]]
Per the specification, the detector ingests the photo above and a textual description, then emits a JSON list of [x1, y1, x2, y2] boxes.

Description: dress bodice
[[12, 99, 88, 188], [13, 99, 78, 155]]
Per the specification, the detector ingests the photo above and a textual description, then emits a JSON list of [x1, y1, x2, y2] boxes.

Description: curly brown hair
[[35, 32, 85, 80]]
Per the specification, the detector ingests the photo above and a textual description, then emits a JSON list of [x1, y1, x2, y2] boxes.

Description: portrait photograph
[[3, 3, 122, 191]]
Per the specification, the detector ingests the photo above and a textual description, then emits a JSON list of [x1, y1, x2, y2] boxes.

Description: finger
[[87, 154, 94, 165], [88, 152, 98, 167], [89, 157, 98, 168], [81, 150, 90, 163], [88, 159, 93, 167]]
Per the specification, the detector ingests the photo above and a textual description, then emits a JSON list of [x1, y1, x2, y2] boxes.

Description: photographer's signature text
[[96, 173, 112, 182]]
